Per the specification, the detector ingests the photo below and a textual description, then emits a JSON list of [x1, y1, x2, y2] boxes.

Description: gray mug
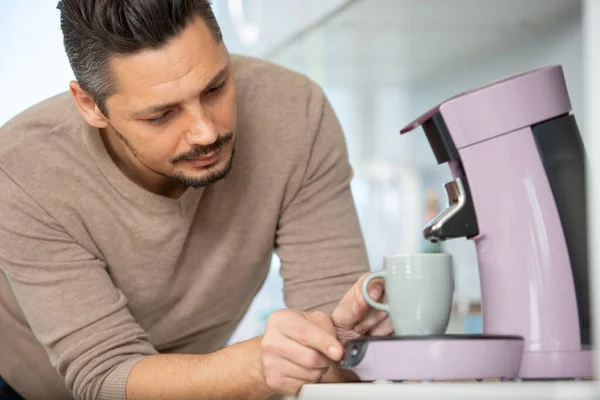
[[361, 253, 454, 336]]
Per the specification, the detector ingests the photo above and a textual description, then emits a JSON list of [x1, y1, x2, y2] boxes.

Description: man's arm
[[125, 337, 271, 400], [272, 79, 394, 386], [274, 79, 370, 316], [0, 170, 275, 400]]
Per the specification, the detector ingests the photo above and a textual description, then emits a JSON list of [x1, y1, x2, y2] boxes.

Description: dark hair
[[57, 0, 223, 116]]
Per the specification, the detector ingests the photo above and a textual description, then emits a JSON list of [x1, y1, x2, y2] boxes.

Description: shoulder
[[0, 92, 96, 210], [231, 53, 314, 92], [227, 55, 348, 196], [0, 92, 82, 161], [0, 91, 77, 134], [231, 54, 325, 118], [230, 54, 329, 150]]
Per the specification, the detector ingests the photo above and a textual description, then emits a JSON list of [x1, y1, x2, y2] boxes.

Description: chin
[[175, 147, 235, 188]]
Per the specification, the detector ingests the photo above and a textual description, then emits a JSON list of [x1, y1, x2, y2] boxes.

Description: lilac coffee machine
[[339, 65, 594, 381]]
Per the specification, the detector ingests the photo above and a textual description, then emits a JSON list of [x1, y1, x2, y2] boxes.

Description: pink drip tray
[[519, 348, 595, 379], [340, 334, 524, 381]]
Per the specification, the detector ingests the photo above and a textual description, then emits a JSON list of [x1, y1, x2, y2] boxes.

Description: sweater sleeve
[[275, 82, 370, 314], [0, 169, 158, 400]]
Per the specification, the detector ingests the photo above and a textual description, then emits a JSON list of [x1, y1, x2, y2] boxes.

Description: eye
[[206, 81, 226, 95], [147, 111, 171, 124]]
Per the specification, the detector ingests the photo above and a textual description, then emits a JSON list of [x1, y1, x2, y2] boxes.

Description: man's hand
[[332, 273, 394, 344], [260, 274, 394, 395], [260, 309, 343, 396]]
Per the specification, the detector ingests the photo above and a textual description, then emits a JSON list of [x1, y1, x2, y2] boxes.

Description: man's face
[[103, 17, 237, 190]]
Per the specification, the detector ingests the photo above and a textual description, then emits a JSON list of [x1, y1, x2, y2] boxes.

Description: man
[[0, 1, 391, 399]]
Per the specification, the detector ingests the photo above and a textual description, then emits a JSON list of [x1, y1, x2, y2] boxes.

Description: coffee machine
[[339, 65, 594, 381]]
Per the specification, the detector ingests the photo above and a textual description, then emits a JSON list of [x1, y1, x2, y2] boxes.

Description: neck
[[99, 127, 186, 199]]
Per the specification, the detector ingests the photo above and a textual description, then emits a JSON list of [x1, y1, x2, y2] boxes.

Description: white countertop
[[294, 380, 599, 400]]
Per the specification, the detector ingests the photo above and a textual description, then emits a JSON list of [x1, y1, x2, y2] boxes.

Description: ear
[[69, 81, 109, 129]]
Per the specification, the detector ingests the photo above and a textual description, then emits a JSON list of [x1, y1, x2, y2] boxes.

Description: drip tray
[[339, 334, 524, 382]]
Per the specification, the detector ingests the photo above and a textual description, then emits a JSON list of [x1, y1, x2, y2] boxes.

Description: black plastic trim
[[532, 113, 591, 346], [422, 112, 460, 164]]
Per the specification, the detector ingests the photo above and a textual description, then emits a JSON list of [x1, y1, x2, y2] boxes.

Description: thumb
[[332, 273, 385, 330]]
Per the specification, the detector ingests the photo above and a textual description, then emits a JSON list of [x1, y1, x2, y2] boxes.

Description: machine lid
[[400, 104, 443, 134], [399, 65, 570, 148], [400, 88, 465, 134]]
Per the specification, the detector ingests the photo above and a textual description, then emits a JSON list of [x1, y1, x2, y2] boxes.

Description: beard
[[112, 125, 236, 189], [166, 144, 235, 188]]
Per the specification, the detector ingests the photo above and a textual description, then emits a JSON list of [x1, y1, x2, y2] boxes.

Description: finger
[[263, 355, 328, 383], [277, 313, 343, 361], [366, 316, 395, 337], [332, 273, 385, 331], [262, 335, 331, 369], [353, 308, 389, 335], [307, 310, 337, 337]]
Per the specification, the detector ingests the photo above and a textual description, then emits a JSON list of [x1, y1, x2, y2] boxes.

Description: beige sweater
[[0, 55, 369, 400]]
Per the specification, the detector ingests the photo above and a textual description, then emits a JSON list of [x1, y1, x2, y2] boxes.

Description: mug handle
[[361, 271, 389, 312]]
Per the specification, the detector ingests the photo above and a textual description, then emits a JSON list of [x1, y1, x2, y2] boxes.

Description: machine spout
[[423, 177, 479, 241]]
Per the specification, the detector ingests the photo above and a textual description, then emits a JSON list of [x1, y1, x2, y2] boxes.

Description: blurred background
[[0, 0, 591, 342]]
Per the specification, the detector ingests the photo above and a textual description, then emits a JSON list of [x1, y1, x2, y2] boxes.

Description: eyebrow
[[129, 64, 230, 119]]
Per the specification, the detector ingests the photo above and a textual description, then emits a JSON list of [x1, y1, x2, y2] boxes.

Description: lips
[[185, 148, 222, 167]]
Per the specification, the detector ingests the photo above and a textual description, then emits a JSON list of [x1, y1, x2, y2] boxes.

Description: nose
[[184, 107, 218, 146]]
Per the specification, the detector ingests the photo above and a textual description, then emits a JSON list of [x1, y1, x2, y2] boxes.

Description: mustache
[[170, 132, 234, 164]]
